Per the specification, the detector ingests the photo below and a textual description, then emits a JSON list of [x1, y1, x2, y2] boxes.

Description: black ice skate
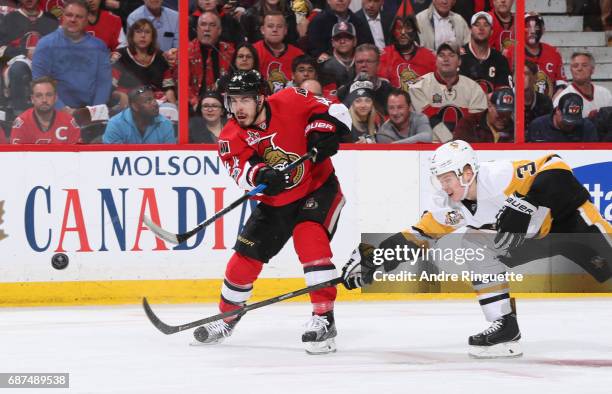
[[192, 318, 240, 346], [302, 312, 337, 355], [468, 312, 522, 358]]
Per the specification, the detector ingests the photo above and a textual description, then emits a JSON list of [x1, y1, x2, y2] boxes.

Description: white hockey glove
[[341, 243, 376, 290], [494, 193, 538, 250]]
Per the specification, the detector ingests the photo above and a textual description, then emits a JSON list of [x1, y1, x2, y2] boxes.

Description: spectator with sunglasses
[[103, 85, 175, 144]]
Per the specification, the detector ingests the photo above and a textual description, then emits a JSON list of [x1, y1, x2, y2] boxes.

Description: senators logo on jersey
[[259, 134, 305, 189], [266, 62, 289, 94], [397, 64, 419, 92], [535, 70, 553, 97]]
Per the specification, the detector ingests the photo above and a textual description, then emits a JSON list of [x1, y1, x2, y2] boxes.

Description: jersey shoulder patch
[[292, 87, 309, 97]]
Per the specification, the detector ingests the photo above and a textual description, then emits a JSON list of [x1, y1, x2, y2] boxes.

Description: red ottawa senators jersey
[[10, 108, 81, 144], [218, 88, 339, 207], [86, 10, 124, 51], [254, 41, 304, 94], [504, 42, 566, 98], [377, 45, 436, 91], [488, 11, 515, 54], [39, 0, 64, 18]]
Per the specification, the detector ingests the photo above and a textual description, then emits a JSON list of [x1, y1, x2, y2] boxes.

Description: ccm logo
[[305, 121, 334, 134]]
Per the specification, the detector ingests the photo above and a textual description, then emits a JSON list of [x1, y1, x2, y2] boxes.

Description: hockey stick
[[143, 277, 343, 335], [143, 149, 317, 245]]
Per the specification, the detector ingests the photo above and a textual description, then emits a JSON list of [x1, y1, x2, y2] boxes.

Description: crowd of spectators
[[0, 0, 178, 144], [0, 0, 610, 144]]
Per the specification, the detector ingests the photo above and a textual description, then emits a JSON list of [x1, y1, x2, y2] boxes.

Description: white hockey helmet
[[430, 140, 479, 197]]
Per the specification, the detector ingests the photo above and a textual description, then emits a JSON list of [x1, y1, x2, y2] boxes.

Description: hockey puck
[[51, 253, 69, 270]]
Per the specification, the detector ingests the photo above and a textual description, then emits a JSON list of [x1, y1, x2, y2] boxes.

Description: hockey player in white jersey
[[342, 140, 612, 358]]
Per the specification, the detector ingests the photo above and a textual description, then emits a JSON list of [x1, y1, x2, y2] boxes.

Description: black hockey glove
[[254, 166, 289, 196], [494, 193, 538, 250], [378, 232, 421, 272], [341, 243, 377, 290], [307, 131, 340, 163]]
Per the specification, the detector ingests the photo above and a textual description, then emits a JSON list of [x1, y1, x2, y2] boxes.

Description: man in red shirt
[[193, 70, 351, 355], [253, 11, 303, 94], [10, 76, 81, 143], [488, 0, 514, 53], [377, 14, 436, 91], [85, 0, 125, 52], [188, 11, 235, 109], [504, 12, 566, 98]]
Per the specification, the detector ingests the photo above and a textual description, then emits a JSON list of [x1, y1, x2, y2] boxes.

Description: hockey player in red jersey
[[10, 76, 81, 144], [504, 12, 566, 98], [377, 14, 436, 92], [193, 70, 352, 354]]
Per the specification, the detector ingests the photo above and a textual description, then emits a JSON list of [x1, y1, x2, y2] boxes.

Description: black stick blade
[[142, 297, 179, 335]]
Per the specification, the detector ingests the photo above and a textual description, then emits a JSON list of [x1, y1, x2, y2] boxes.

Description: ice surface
[[2, 299, 612, 394]]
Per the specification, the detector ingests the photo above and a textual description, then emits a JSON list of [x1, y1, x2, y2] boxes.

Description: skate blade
[[469, 341, 523, 359], [304, 338, 337, 355]]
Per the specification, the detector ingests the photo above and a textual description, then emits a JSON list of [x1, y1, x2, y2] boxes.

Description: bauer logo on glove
[[494, 193, 538, 250]]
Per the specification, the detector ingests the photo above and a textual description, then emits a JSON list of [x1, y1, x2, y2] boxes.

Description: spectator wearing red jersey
[[488, 0, 514, 53], [254, 11, 304, 93], [377, 14, 436, 92], [241, 0, 299, 45], [85, 0, 125, 52], [112, 18, 176, 110], [188, 11, 235, 110], [504, 12, 566, 98], [10, 76, 81, 143], [39, 0, 64, 18]]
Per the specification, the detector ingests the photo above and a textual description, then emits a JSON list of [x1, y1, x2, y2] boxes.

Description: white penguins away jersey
[[401, 154, 574, 245]]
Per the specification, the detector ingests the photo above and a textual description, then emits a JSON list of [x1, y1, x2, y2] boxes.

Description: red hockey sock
[[219, 253, 263, 319], [293, 221, 337, 314]]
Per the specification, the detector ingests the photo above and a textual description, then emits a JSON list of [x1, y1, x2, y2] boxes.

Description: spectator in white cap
[[459, 11, 512, 94], [416, 0, 470, 51]]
